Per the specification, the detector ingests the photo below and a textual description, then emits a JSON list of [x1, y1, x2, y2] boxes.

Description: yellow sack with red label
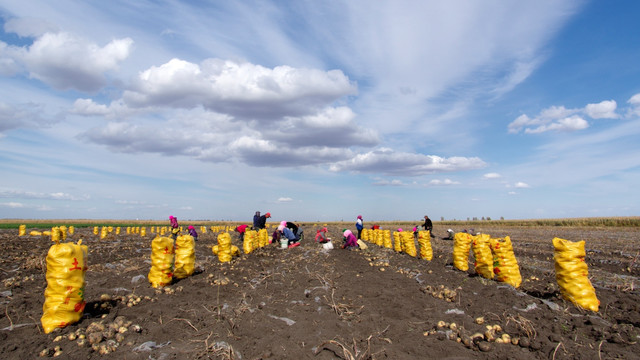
[[148, 236, 174, 288], [453, 232, 473, 271], [472, 234, 494, 279], [174, 235, 195, 279], [489, 236, 521, 287], [418, 230, 433, 261], [553, 237, 599, 311], [41, 237, 88, 333]]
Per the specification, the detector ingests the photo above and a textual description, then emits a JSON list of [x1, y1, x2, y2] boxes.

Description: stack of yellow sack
[[383, 230, 392, 249], [393, 231, 403, 252], [258, 229, 269, 247], [213, 233, 239, 263], [417, 230, 433, 261], [41, 236, 88, 333], [401, 232, 417, 257], [148, 236, 174, 288], [489, 236, 522, 288], [174, 234, 195, 279], [553, 237, 599, 311], [242, 231, 253, 254], [472, 234, 494, 279], [453, 232, 473, 271]]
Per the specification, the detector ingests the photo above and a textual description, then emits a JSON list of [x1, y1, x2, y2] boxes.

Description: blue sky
[[1, 0, 639, 222]]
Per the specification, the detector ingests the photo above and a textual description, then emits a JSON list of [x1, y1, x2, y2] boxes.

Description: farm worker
[[422, 215, 435, 238], [234, 224, 248, 241], [253, 211, 261, 229], [279, 225, 300, 248], [188, 225, 198, 241], [355, 215, 364, 239], [285, 221, 303, 241], [443, 229, 454, 240], [169, 216, 180, 239], [315, 227, 329, 243], [256, 212, 271, 230], [342, 230, 359, 250]]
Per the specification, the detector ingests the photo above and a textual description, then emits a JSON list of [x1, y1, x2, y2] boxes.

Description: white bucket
[[322, 241, 334, 250], [280, 239, 288, 249]]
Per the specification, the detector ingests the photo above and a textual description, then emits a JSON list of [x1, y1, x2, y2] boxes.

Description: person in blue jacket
[[355, 215, 364, 239]]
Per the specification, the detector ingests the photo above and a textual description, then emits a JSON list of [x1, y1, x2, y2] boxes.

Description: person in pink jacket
[[342, 229, 359, 250]]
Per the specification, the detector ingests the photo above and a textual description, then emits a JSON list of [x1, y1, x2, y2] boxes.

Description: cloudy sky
[[1, 0, 639, 222]]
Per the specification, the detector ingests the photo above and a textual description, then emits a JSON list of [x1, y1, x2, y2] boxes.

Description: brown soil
[[1, 224, 639, 359]]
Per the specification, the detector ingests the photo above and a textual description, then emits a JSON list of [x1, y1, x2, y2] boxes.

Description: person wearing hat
[[355, 215, 364, 239], [342, 229, 359, 250], [169, 215, 180, 240], [187, 225, 198, 241], [257, 212, 271, 230], [252, 211, 261, 229]]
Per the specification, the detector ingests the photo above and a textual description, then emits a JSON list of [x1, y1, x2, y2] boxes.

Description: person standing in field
[[257, 212, 271, 230], [169, 215, 180, 240], [253, 211, 260, 229], [356, 215, 364, 239], [422, 215, 435, 238]]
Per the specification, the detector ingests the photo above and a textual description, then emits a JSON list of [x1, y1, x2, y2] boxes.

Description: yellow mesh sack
[[30, 230, 42, 236], [93, 226, 99, 235], [374, 230, 383, 247], [41, 238, 87, 333], [19, 224, 26, 236], [252, 230, 259, 249], [489, 236, 521, 288], [383, 230, 392, 249], [68, 226, 75, 235], [453, 232, 473, 271], [362, 229, 370, 242], [58, 226, 67, 240], [231, 245, 240, 256], [212, 245, 219, 255], [258, 229, 269, 247], [393, 231, 403, 252], [217, 233, 232, 263], [553, 237, 599, 311], [174, 235, 195, 279], [418, 230, 433, 261], [148, 237, 174, 288], [401, 232, 417, 257], [472, 234, 494, 279], [100, 227, 108, 239], [242, 231, 253, 254]]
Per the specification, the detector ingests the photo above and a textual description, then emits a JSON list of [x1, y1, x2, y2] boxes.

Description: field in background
[[1, 216, 638, 229]]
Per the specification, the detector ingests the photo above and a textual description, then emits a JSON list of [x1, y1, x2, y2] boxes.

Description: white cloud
[[6, 30, 133, 91], [584, 100, 617, 119], [428, 179, 459, 186], [628, 93, 640, 116], [514, 182, 530, 188], [524, 115, 588, 134], [329, 148, 486, 176], [508, 191, 517, 195], [483, 172, 502, 179], [277, 197, 293, 202], [122, 58, 357, 120], [0, 190, 89, 201], [1, 202, 25, 208]]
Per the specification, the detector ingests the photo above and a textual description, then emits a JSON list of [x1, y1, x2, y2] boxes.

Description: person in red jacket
[[234, 224, 248, 241]]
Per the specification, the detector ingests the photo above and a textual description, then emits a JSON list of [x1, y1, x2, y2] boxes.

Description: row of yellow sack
[[453, 233, 599, 311], [361, 229, 434, 261]]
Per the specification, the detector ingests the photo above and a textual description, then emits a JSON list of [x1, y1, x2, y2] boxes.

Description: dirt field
[[1, 223, 639, 359]]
